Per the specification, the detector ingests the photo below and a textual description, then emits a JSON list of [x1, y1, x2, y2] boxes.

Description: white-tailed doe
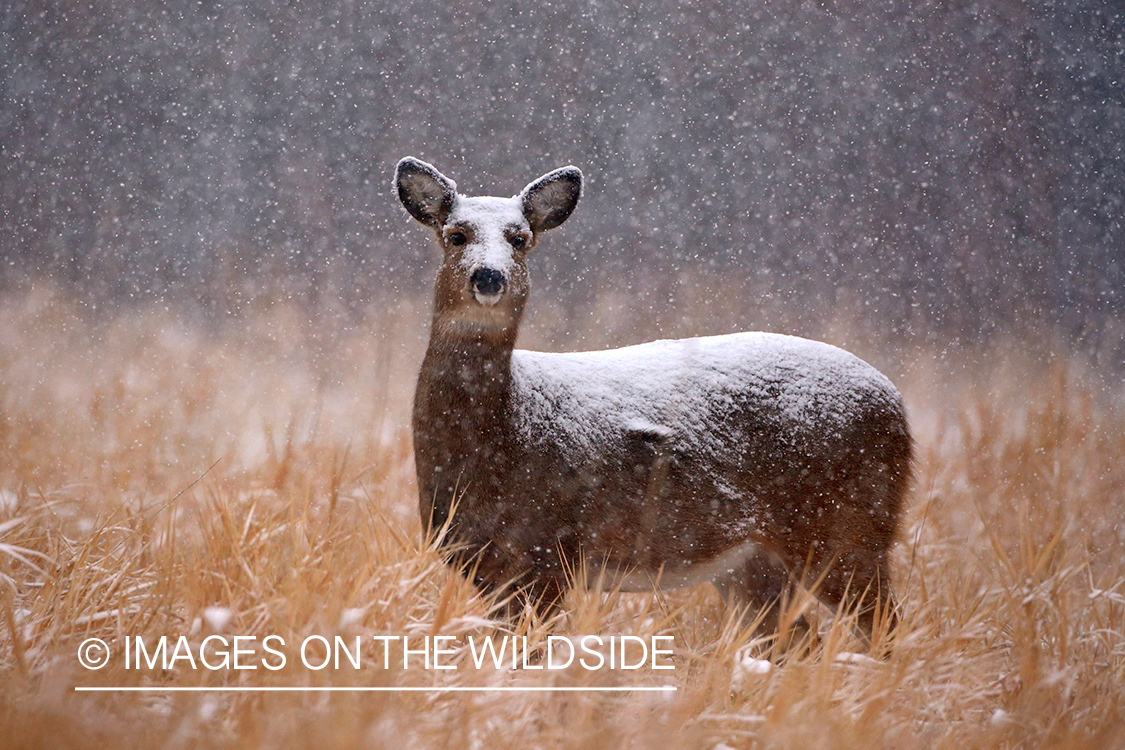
[[396, 157, 912, 639]]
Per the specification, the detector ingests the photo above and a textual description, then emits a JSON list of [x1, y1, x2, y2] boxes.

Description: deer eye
[[448, 232, 467, 246], [508, 234, 527, 250]]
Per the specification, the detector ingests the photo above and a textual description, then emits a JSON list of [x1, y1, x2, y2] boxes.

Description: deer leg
[[712, 549, 809, 642], [476, 564, 567, 625], [800, 544, 899, 644]]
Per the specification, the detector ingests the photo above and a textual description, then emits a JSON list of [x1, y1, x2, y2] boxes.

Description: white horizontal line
[[75, 685, 677, 693]]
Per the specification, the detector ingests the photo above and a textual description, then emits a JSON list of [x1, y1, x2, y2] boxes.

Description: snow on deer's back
[[512, 332, 901, 461]]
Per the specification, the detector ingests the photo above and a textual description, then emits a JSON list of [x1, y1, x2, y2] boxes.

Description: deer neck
[[413, 314, 520, 534], [417, 327, 516, 412], [419, 277, 525, 398]]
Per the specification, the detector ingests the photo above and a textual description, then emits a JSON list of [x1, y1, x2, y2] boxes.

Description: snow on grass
[[0, 291, 1123, 749]]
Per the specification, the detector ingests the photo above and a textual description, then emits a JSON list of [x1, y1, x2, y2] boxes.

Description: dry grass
[[1, 285, 1124, 749]]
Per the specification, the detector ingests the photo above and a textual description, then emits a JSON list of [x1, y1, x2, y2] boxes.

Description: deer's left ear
[[520, 166, 582, 233]]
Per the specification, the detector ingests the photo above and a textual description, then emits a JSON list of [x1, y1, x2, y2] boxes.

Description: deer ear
[[520, 166, 582, 233], [395, 157, 456, 227]]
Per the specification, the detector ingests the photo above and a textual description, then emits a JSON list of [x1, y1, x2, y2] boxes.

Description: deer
[[395, 157, 912, 644]]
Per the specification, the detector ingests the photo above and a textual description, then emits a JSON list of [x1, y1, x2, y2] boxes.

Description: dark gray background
[[2, 0, 1122, 350]]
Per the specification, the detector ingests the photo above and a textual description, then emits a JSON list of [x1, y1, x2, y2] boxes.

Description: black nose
[[470, 267, 507, 296]]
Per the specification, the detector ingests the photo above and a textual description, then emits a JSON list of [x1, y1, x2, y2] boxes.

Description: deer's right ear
[[395, 157, 457, 228]]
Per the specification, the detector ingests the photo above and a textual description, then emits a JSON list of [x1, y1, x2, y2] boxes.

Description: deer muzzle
[[470, 267, 507, 306]]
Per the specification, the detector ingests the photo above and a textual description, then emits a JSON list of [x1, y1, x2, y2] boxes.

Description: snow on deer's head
[[395, 157, 581, 341]]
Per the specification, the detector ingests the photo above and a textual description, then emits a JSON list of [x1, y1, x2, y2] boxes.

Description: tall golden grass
[[1, 285, 1123, 749]]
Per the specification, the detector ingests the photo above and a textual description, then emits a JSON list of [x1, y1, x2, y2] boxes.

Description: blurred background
[[5, 6, 1125, 745], [2, 0, 1123, 356]]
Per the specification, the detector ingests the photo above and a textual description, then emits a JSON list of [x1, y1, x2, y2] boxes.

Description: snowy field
[[1, 287, 1123, 749], [4, 0, 1123, 745]]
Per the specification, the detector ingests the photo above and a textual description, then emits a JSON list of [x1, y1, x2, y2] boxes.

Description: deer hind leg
[[808, 406, 910, 643], [793, 450, 907, 646], [712, 549, 810, 644], [797, 540, 899, 644]]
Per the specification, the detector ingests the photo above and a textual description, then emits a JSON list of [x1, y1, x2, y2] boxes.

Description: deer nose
[[470, 267, 507, 303]]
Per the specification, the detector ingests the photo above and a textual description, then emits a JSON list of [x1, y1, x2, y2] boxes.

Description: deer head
[[395, 157, 582, 344]]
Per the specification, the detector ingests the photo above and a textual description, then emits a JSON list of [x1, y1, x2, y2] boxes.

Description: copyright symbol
[[78, 638, 110, 670]]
